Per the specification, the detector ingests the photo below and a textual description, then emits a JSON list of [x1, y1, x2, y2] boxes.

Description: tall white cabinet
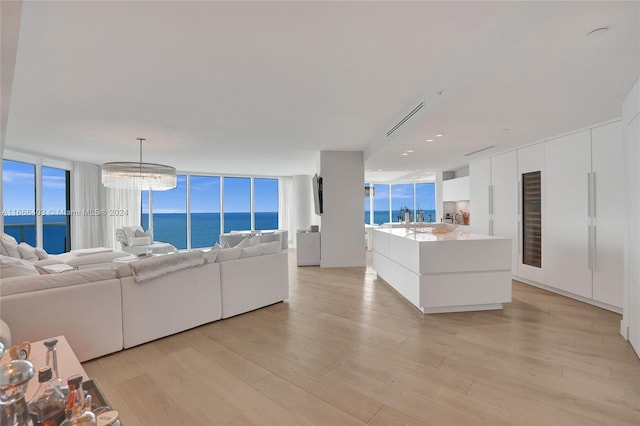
[[469, 158, 490, 235], [591, 123, 625, 308], [545, 130, 592, 298], [491, 152, 518, 275], [469, 153, 518, 275], [469, 120, 624, 312]]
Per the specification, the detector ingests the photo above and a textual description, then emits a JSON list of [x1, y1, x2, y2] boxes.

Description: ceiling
[[4, 1, 639, 182]]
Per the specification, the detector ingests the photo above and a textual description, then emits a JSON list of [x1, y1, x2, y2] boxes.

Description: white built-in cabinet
[[442, 176, 470, 201], [545, 130, 592, 298], [591, 123, 624, 308], [491, 152, 518, 275], [545, 123, 624, 308], [469, 121, 625, 311], [469, 159, 490, 235], [469, 154, 518, 274]]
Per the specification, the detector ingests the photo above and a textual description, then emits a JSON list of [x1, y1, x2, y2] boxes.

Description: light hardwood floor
[[84, 250, 640, 426]]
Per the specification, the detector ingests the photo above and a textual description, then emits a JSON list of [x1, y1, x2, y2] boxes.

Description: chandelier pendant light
[[101, 138, 177, 191]]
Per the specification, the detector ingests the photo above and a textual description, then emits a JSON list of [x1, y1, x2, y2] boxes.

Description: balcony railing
[[4, 222, 69, 254]]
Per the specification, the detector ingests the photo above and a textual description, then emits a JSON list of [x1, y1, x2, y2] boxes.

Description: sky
[[2, 160, 67, 212], [368, 182, 435, 212]]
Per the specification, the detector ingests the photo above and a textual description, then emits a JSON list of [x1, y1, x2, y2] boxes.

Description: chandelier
[[101, 138, 177, 191]]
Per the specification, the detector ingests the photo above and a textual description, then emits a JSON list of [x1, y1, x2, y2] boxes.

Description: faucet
[[453, 213, 461, 224]]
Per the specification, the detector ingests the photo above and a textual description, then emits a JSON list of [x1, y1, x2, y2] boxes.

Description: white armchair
[[115, 226, 177, 255]]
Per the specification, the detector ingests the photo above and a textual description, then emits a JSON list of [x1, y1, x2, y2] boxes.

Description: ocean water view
[[143, 212, 279, 249]]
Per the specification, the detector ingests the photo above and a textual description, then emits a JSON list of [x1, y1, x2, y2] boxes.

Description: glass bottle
[[28, 367, 65, 426], [43, 339, 61, 388], [60, 375, 96, 426]]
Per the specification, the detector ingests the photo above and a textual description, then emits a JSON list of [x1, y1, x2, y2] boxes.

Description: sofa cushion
[[260, 241, 282, 255], [215, 247, 242, 262], [259, 232, 281, 245], [0, 255, 40, 278], [240, 245, 263, 259], [37, 263, 75, 274], [34, 247, 49, 260], [0, 233, 21, 258], [0, 267, 118, 296], [18, 242, 38, 261]]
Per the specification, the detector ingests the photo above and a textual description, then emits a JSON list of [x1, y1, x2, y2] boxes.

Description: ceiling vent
[[386, 101, 424, 138], [464, 145, 495, 157]]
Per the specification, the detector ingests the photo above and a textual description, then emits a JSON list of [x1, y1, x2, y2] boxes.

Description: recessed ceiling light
[[435, 134, 443, 137], [377, 168, 382, 171], [407, 150, 414, 153], [587, 26, 610, 38], [425, 139, 434, 142], [401, 153, 409, 156]]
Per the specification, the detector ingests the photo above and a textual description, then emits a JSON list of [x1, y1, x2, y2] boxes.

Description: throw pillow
[[0, 233, 21, 258], [240, 245, 262, 259], [234, 237, 251, 248], [128, 236, 152, 247], [259, 241, 282, 255], [214, 247, 242, 262], [18, 242, 38, 261], [202, 250, 218, 264], [0, 255, 39, 278], [34, 247, 49, 260], [123, 225, 144, 244]]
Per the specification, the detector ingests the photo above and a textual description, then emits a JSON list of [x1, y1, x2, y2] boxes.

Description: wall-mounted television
[[313, 173, 323, 215]]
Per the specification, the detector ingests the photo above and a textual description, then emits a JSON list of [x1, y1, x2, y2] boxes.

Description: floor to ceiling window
[[2, 160, 36, 246], [2, 159, 71, 252], [190, 175, 221, 248], [372, 184, 390, 225], [415, 182, 436, 223], [143, 174, 280, 249], [150, 175, 188, 250], [42, 166, 70, 254], [223, 177, 251, 233], [391, 184, 415, 222], [253, 178, 278, 230], [365, 182, 436, 225]]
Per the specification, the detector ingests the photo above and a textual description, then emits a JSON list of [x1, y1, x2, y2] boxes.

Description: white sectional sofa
[[0, 268, 124, 362], [0, 243, 289, 361]]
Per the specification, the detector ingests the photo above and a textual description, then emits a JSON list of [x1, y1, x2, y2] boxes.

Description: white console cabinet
[[296, 231, 320, 266]]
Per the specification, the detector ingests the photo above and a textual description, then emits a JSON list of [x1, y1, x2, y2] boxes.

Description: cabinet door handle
[[489, 219, 494, 236], [592, 224, 597, 271], [592, 172, 597, 219], [587, 225, 593, 271], [587, 172, 592, 219], [489, 185, 493, 214]]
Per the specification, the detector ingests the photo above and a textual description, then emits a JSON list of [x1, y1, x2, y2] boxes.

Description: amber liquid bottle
[[28, 367, 66, 426]]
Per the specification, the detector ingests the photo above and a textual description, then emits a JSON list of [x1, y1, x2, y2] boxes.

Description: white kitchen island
[[372, 228, 512, 314]]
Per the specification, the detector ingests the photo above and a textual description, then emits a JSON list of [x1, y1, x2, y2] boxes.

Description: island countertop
[[372, 228, 512, 314]]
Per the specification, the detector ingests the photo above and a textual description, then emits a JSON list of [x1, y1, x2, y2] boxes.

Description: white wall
[[320, 151, 365, 268], [622, 78, 640, 355]]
